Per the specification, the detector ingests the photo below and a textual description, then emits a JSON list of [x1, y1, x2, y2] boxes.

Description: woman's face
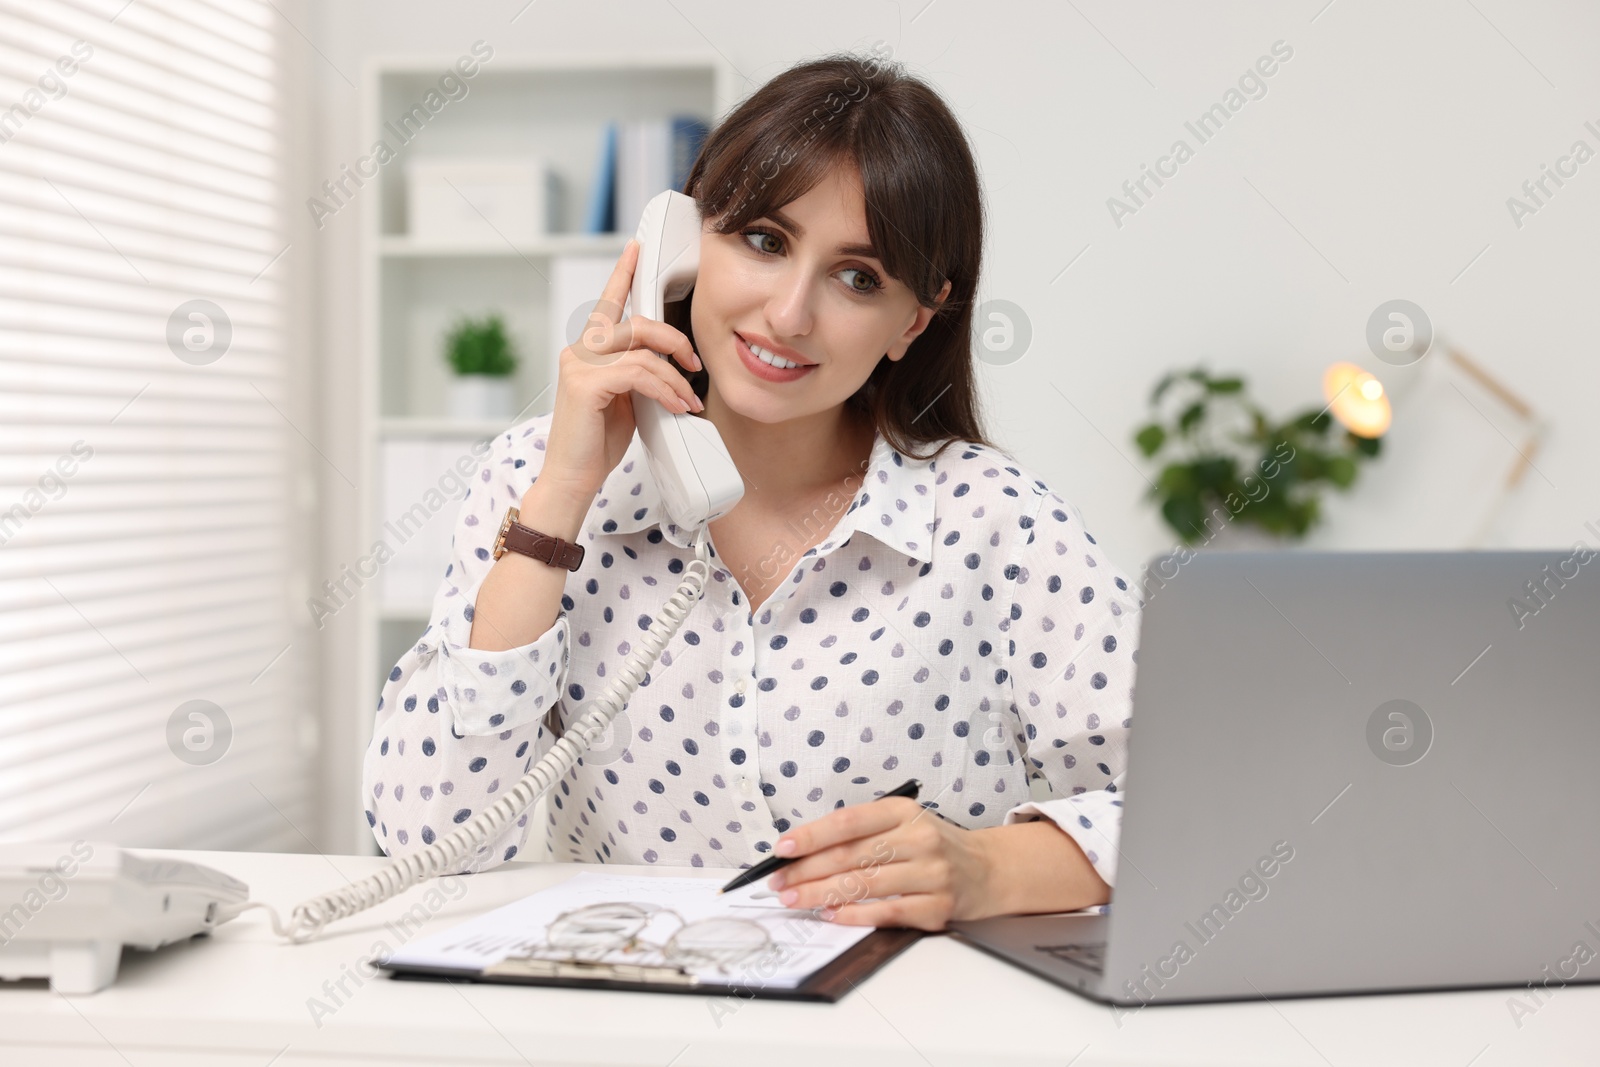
[[690, 161, 951, 426]]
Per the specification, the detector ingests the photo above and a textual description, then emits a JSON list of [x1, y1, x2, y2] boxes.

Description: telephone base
[[0, 938, 126, 994], [0, 843, 247, 994]]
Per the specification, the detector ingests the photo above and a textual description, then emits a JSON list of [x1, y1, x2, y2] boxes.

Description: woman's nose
[[765, 269, 813, 337]]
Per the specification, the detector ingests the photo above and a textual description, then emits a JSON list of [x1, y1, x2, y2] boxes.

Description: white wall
[[297, 0, 1600, 847]]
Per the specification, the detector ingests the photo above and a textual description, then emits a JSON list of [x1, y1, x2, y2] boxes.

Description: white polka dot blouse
[[362, 411, 1143, 885]]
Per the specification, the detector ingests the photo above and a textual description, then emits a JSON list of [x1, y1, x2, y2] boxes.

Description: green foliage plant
[[445, 313, 518, 377], [1133, 365, 1382, 545]]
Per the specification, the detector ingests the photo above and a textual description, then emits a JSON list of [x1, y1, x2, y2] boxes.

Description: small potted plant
[[444, 313, 519, 420], [1133, 365, 1383, 546]]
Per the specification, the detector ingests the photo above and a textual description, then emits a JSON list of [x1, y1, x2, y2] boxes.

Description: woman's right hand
[[536, 238, 706, 504]]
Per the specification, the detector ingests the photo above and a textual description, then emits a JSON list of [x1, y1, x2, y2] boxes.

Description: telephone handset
[[627, 190, 744, 529], [255, 192, 733, 943]]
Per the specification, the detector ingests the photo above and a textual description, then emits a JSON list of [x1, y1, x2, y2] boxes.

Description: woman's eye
[[739, 228, 883, 296], [741, 229, 782, 254], [840, 268, 882, 295]]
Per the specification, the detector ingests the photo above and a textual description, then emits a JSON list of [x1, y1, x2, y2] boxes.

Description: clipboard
[[381, 926, 924, 1002]]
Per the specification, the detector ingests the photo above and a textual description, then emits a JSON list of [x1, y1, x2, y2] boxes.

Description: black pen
[[717, 778, 922, 894]]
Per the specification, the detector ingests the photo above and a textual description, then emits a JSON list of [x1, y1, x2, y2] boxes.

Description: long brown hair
[[676, 50, 997, 461]]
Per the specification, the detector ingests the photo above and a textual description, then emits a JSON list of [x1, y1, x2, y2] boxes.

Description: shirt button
[[738, 777, 752, 795], [735, 679, 747, 695]]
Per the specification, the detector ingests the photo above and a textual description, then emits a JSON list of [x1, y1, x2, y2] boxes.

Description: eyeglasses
[[482, 901, 776, 983]]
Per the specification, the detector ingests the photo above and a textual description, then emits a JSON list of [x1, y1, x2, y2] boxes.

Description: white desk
[[0, 849, 1591, 1066]]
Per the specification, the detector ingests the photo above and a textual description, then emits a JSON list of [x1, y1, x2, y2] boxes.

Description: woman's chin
[[709, 378, 811, 425]]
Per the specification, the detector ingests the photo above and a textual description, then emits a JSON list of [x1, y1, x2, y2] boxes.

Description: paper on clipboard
[[380, 872, 877, 989]]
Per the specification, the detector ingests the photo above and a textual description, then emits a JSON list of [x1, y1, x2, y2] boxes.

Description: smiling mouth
[[736, 332, 814, 370], [732, 335, 819, 385]]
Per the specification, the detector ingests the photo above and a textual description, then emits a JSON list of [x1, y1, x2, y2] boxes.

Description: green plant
[[1133, 365, 1383, 544], [444, 314, 518, 377]]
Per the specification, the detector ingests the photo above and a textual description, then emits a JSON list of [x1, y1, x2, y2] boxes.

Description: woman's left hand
[[766, 797, 1000, 931]]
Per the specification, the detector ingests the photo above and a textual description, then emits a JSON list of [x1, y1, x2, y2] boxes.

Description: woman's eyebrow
[[766, 208, 879, 259]]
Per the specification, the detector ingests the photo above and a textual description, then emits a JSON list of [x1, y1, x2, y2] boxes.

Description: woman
[[363, 51, 1142, 931]]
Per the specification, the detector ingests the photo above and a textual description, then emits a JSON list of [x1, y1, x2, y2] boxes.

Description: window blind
[[0, 0, 311, 850]]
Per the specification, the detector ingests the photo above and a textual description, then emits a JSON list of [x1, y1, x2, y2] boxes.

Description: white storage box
[[378, 436, 484, 611], [550, 254, 619, 361], [405, 157, 557, 245]]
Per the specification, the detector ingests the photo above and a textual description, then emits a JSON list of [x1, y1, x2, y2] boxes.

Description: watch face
[[493, 507, 517, 560]]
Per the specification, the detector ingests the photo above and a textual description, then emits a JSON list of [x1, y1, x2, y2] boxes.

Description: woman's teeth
[[749, 341, 804, 370]]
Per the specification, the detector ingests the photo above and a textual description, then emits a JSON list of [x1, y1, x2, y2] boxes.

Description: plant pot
[[447, 376, 516, 421]]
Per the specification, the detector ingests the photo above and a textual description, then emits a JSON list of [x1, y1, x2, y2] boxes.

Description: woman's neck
[[699, 384, 876, 508]]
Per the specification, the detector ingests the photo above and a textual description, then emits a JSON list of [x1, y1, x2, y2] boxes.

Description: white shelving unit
[[354, 53, 734, 854]]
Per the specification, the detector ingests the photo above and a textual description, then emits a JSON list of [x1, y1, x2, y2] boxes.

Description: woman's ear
[[886, 279, 953, 362]]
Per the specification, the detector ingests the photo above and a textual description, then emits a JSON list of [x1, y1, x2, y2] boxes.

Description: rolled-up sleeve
[[360, 421, 574, 870], [1001, 488, 1143, 888]]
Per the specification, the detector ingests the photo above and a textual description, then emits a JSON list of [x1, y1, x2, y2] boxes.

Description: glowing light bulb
[[1322, 362, 1391, 438]]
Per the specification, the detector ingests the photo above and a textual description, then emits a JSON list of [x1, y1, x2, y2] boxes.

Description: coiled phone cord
[[245, 528, 714, 943]]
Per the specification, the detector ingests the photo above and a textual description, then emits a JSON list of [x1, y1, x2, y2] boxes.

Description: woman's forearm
[[468, 481, 591, 651], [975, 819, 1112, 917]]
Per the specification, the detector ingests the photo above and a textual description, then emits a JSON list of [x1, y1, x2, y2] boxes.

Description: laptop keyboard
[[1034, 941, 1106, 974]]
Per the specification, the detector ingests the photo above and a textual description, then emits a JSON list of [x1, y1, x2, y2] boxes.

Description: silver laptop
[[948, 550, 1600, 1007]]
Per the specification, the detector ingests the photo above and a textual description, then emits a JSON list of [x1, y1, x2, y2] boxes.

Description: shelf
[[379, 233, 629, 259]]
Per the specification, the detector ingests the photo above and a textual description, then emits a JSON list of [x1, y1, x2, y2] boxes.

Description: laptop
[[948, 549, 1600, 1008]]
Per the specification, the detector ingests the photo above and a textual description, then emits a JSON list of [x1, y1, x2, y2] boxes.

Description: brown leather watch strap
[[493, 506, 585, 571]]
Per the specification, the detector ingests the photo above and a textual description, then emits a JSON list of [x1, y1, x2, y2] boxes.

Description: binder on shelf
[[614, 119, 669, 241], [671, 115, 709, 193], [608, 115, 711, 235], [582, 122, 617, 234]]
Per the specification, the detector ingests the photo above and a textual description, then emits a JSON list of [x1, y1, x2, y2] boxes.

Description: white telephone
[[0, 842, 249, 993], [627, 189, 744, 528], [0, 192, 751, 982]]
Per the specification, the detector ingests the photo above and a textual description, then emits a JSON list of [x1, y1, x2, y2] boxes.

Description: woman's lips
[[735, 333, 816, 383]]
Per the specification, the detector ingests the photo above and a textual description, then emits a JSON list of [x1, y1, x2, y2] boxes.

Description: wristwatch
[[493, 506, 586, 571]]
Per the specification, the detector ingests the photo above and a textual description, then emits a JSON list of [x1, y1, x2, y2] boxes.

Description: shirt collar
[[580, 428, 939, 564]]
